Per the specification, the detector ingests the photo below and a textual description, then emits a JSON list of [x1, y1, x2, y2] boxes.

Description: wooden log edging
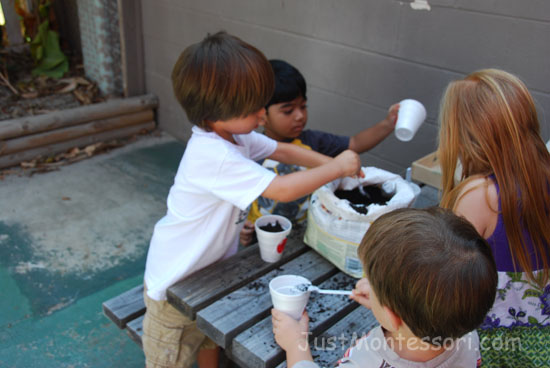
[[0, 121, 155, 169], [0, 94, 158, 169], [0, 94, 158, 140], [0, 110, 153, 155]]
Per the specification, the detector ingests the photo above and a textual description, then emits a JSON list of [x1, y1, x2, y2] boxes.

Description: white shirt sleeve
[[235, 130, 277, 161]]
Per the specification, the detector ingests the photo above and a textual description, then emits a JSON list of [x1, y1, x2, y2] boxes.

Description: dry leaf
[[62, 197, 71, 201], [73, 89, 92, 105], [74, 77, 91, 86], [84, 143, 100, 156], [57, 79, 78, 94], [21, 91, 39, 99], [67, 147, 80, 157], [20, 160, 37, 168]]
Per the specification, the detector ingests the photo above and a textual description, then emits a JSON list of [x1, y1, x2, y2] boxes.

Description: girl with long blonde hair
[[438, 69, 550, 363]]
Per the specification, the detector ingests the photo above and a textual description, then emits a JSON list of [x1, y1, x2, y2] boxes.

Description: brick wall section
[[139, 0, 550, 174], [77, 0, 123, 96]]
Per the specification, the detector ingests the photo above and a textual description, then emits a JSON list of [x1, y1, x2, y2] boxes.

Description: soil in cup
[[260, 221, 285, 232], [277, 285, 305, 295], [334, 185, 392, 215]]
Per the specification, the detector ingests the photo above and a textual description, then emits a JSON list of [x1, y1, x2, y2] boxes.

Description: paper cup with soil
[[269, 275, 311, 320], [255, 215, 292, 262]]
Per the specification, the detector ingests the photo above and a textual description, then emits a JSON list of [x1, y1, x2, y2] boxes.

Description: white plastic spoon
[[294, 283, 352, 296]]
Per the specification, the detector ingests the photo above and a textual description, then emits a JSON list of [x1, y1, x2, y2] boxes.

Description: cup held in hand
[[269, 275, 311, 320], [255, 215, 292, 262], [395, 99, 427, 142]]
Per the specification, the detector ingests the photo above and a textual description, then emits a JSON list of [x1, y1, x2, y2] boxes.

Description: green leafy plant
[[17, 0, 68, 78], [30, 16, 68, 78]]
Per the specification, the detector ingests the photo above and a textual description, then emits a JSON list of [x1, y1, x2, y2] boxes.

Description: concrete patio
[[0, 131, 184, 367]]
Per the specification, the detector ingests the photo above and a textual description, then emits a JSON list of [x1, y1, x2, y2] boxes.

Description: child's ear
[[383, 306, 402, 331]]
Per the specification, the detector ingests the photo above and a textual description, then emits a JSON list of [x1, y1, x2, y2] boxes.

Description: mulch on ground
[[0, 46, 154, 178]]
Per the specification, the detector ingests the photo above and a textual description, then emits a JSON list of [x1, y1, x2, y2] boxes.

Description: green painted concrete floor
[[0, 132, 185, 367]]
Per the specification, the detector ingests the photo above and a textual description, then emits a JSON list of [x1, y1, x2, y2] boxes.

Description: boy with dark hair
[[143, 32, 364, 368], [273, 207, 498, 367], [241, 59, 400, 245]]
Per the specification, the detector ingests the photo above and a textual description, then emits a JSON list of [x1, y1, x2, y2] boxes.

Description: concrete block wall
[[140, 0, 550, 174]]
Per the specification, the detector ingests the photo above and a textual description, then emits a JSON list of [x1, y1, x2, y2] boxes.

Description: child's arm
[[453, 177, 498, 238], [272, 309, 313, 367], [262, 149, 363, 202], [348, 103, 399, 154], [268, 141, 332, 168]]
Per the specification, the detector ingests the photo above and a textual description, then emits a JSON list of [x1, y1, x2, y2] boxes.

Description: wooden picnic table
[[166, 224, 378, 368], [165, 185, 439, 367]]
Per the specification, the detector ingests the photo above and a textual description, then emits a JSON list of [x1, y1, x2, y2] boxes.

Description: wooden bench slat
[[196, 251, 339, 349], [167, 227, 308, 319], [231, 273, 360, 368], [102, 284, 145, 329], [276, 307, 379, 368], [126, 314, 145, 348]]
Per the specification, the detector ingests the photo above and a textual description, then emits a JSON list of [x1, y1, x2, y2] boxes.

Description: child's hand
[[334, 150, 364, 178], [239, 220, 255, 246], [272, 309, 310, 352], [385, 103, 400, 129], [350, 278, 372, 309]]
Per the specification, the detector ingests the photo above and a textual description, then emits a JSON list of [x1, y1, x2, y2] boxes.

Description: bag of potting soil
[[303, 166, 419, 278]]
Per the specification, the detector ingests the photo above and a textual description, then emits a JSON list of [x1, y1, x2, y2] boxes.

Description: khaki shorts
[[142, 285, 217, 368]]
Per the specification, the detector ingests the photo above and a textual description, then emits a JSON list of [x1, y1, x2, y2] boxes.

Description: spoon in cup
[[294, 283, 352, 296]]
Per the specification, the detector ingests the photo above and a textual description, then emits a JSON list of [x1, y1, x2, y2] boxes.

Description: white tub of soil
[[304, 166, 419, 278]]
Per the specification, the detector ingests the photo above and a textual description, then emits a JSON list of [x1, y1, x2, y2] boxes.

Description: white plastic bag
[[303, 167, 419, 278]]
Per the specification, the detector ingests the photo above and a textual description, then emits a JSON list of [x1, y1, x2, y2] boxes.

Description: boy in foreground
[[142, 31, 363, 368], [273, 207, 498, 367]]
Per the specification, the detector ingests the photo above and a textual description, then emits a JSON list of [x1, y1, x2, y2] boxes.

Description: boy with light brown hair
[[143, 31, 363, 368], [273, 207, 498, 367]]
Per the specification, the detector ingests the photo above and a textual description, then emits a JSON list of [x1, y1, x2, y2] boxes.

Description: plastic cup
[[255, 215, 292, 263], [395, 99, 427, 142], [269, 275, 311, 320]]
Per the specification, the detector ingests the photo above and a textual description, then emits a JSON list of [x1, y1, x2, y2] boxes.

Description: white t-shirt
[[294, 327, 481, 368], [144, 127, 277, 300]]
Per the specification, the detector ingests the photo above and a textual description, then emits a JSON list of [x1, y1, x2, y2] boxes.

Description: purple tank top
[[486, 177, 547, 272]]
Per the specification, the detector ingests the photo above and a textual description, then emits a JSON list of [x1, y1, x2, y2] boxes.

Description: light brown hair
[[171, 31, 274, 130], [358, 207, 497, 341], [437, 69, 550, 286]]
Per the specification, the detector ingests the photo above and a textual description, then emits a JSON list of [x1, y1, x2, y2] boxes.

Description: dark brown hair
[[171, 31, 274, 130], [358, 207, 497, 342]]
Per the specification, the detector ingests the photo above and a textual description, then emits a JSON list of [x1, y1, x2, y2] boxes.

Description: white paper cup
[[255, 215, 292, 263], [395, 99, 427, 142], [269, 275, 311, 320]]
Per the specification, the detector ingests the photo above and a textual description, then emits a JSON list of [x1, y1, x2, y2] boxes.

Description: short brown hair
[[358, 207, 497, 342], [171, 31, 274, 130]]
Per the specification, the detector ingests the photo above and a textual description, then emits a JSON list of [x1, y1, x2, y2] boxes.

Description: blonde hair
[[438, 69, 550, 286]]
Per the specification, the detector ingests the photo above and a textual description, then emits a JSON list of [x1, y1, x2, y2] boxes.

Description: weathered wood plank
[[196, 251, 340, 349], [231, 273, 360, 368], [0, 94, 158, 140], [167, 226, 308, 320], [117, 0, 146, 97], [276, 307, 379, 368], [0, 121, 155, 169], [1, 0, 24, 46], [126, 314, 145, 348], [0, 110, 153, 155], [102, 284, 145, 329]]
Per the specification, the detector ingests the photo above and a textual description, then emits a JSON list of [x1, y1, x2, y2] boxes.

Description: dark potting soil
[[259, 221, 285, 232], [334, 185, 392, 215]]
